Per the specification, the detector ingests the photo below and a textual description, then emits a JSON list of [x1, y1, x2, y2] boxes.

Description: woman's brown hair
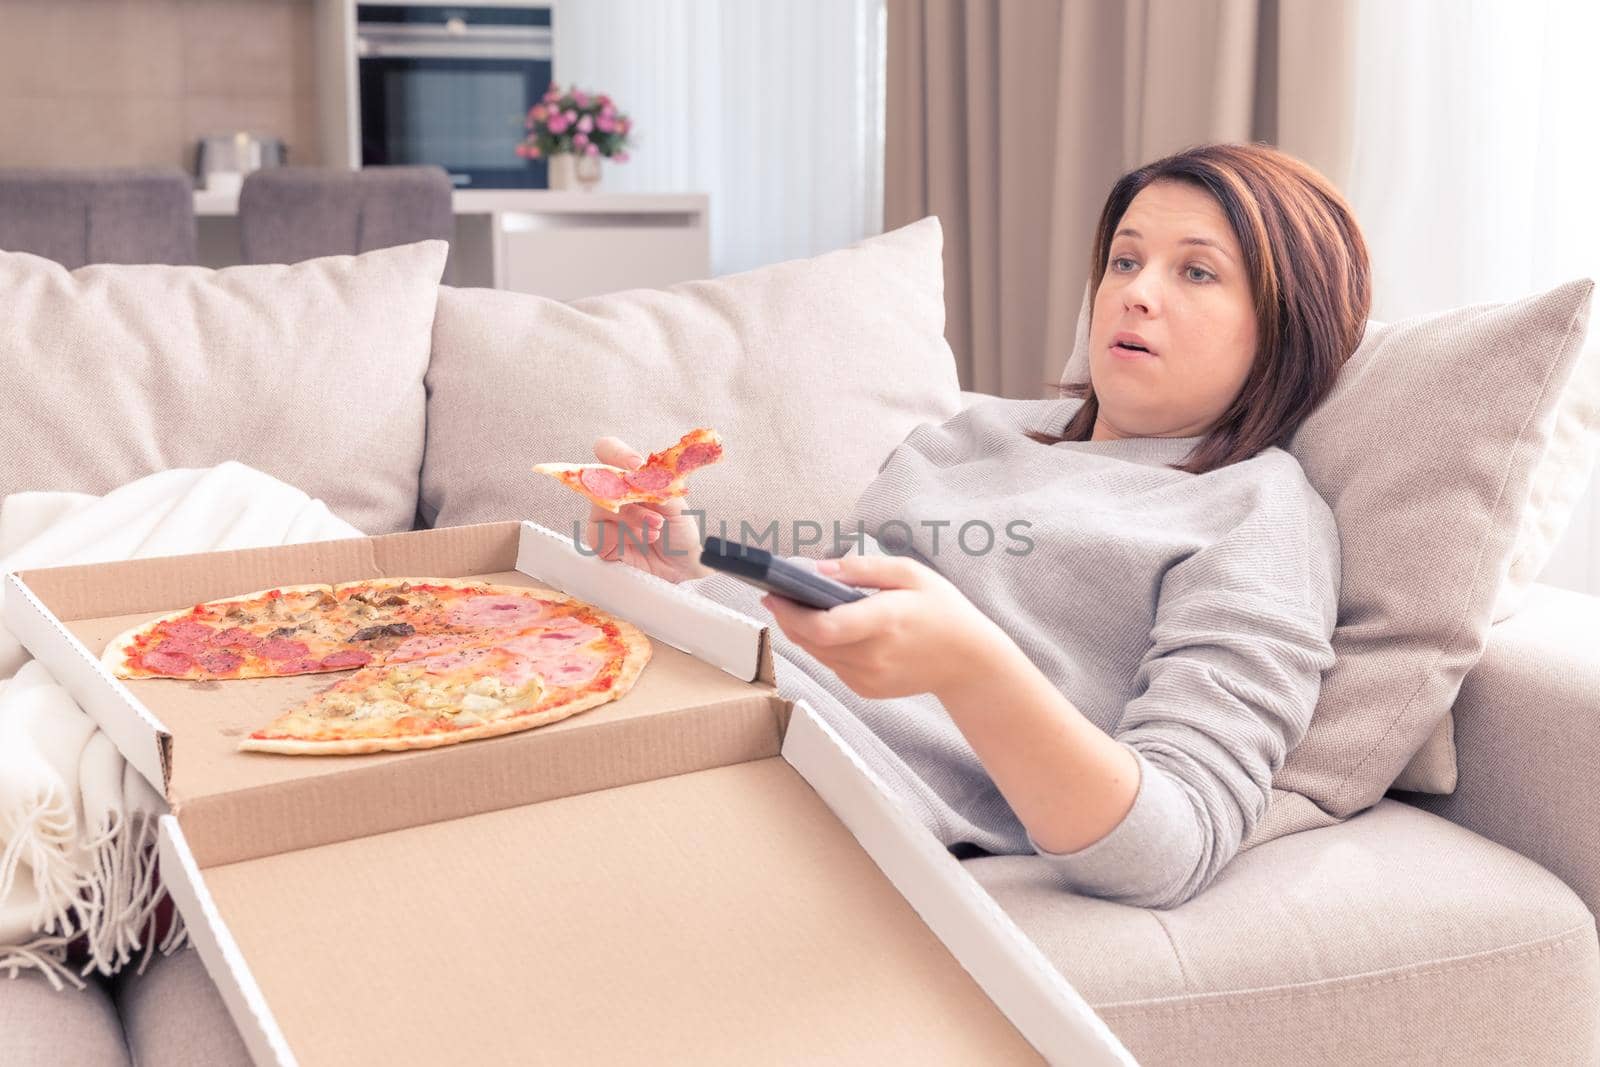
[[1029, 141, 1371, 474]]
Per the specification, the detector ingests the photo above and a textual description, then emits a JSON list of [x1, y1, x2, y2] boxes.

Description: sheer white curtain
[[554, 0, 885, 277], [1340, 0, 1600, 596]]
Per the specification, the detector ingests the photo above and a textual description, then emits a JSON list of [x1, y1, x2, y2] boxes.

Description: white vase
[[548, 153, 577, 190], [575, 154, 602, 191]]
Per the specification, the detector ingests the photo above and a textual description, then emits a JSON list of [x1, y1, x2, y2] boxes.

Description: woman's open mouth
[[1109, 331, 1157, 359]]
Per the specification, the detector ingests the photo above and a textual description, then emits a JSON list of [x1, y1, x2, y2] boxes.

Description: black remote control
[[699, 537, 870, 610]]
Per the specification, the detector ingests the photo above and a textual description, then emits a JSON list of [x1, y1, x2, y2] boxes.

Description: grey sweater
[[683, 396, 1340, 909]]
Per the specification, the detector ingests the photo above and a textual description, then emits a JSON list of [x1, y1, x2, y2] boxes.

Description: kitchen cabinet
[[193, 188, 711, 298]]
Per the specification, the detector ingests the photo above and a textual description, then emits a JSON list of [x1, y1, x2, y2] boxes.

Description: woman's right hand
[[582, 436, 712, 584]]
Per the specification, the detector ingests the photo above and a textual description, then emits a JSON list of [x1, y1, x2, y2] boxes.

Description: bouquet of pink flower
[[516, 83, 633, 161]]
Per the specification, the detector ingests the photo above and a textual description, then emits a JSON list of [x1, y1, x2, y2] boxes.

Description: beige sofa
[[4, 445, 1598, 1066], [2, 229, 1597, 1064]]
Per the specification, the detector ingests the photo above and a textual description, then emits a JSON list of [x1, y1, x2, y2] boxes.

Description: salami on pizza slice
[[532, 427, 724, 513]]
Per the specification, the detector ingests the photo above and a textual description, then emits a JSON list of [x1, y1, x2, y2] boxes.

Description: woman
[[585, 142, 1369, 910]]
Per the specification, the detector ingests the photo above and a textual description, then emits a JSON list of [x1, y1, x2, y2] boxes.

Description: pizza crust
[[351, 577, 571, 598], [609, 624, 653, 696], [237, 691, 612, 754], [530, 462, 628, 476]]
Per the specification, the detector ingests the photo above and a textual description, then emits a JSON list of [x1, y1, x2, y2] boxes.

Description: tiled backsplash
[[0, 0, 320, 171]]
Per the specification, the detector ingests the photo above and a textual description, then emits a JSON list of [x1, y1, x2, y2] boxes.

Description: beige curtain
[[885, 0, 1358, 397]]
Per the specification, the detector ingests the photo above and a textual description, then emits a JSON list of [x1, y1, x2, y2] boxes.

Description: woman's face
[[1087, 179, 1259, 441]]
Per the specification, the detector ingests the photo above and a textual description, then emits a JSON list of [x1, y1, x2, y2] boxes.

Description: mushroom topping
[[349, 622, 416, 642]]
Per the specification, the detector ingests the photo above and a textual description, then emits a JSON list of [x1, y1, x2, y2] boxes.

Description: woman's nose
[[1122, 272, 1158, 314]]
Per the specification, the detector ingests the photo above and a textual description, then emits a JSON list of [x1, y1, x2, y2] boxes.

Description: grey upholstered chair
[[0, 168, 197, 268], [237, 165, 455, 266]]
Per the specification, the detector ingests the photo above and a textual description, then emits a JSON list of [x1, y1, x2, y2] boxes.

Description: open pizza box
[[4, 520, 1132, 1066]]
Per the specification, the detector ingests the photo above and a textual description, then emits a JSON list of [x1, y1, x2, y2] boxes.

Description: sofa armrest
[[1395, 583, 1600, 918]]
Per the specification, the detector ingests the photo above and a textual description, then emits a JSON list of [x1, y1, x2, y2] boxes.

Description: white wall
[[1344, 0, 1600, 598], [553, 0, 886, 278]]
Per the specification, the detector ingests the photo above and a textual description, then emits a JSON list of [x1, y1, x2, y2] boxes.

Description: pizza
[[532, 427, 724, 513], [102, 579, 565, 681], [101, 579, 652, 756]]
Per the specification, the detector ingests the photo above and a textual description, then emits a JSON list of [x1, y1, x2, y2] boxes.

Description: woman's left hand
[[760, 553, 1011, 701]]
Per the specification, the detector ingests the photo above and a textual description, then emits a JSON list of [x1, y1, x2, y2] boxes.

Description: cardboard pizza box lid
[[157, 700, 1129, 1065], [4, 521, 1134, 1065]]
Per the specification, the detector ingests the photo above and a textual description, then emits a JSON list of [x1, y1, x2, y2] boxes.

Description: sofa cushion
[[0, 970, 130, 1067], [421, 217, 962, 556], [0, 241, 448, 536], [1061, 280, 1596, 811], [967, 799, 1600, 1065], [111, 946, 251, 1067]]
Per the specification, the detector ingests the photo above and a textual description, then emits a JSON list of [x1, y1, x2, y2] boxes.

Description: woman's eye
[[1112, 256, 1137, 272], [1186, 265, 1215, 283]]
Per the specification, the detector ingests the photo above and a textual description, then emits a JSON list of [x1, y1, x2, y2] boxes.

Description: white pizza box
[[4, 520, 1133, 1066]]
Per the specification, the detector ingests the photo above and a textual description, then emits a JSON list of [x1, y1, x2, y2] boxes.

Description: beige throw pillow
[[1061, 280, 1596, 807], [422, 216, 963, 556], [0, 241, 448, 535], [1498, 336, 1600, 619]]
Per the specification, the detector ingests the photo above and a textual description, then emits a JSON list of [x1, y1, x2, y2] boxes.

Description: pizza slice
[[238, 645, 551, 754], [238, 610, 652, 755], [103, 584, 359, 680], [532, 427, 724, 513]]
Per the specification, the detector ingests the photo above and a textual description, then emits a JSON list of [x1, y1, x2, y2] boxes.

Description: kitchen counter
[[193, 188, 708, 218], [193, 187, 711, 297]]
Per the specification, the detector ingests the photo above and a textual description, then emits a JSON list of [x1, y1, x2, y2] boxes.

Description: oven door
[[357, 9, 553, 189]]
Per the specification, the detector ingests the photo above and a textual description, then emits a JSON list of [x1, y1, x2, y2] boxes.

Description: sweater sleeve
[[1026, 476, 1341, 909]]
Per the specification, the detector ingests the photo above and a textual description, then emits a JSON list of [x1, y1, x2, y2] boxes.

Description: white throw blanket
[[0, 463, 361, 989]]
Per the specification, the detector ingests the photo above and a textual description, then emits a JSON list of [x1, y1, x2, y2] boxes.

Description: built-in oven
[[356, 3, 554, 189]]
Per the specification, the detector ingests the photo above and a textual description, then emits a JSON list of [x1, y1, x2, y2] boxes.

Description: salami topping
[[197, 650, 244, 674], [153, 636, 206, 657], [142, 649, 195, 675], [579, 467, 628, 499], [623, 466, 673, 492], [676, 442, 721, 474], [153, 624, 212, 654], [259, 638, 312, 661], [164, 620, 215, 644], [215, 627, 263, 649]]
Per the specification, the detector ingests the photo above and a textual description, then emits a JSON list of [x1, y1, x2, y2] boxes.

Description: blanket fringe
[[0, 933, 84, 992], [0, 794, 87, 938], [2, 804, 188, 988]]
